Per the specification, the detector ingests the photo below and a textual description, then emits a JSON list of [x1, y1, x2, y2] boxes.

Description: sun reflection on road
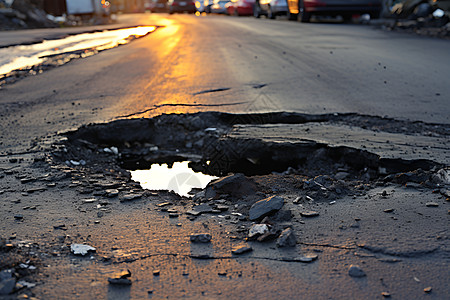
[[0, 26, 157, 77]]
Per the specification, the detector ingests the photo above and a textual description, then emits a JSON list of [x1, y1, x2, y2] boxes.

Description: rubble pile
[[381, 0, 450, 38], [0, 0, 56, 30]]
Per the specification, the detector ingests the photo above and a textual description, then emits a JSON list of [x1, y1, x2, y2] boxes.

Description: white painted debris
[[17, 280, 36, 288], [103, 147, 118, 155], [248, 224, 269, 238], [71, 244, 96, 256]]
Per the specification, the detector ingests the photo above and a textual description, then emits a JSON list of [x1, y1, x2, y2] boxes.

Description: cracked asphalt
[[0, 13, 449, 300]]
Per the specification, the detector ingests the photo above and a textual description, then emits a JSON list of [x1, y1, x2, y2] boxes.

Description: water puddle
[[0, 26, 157, 83], [130, 161, 218, 197]]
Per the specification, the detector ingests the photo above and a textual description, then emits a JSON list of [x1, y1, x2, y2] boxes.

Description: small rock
[[108, 278, 132, 285], [276, 228, 296, 247], [248, 224, 269, 239], [423, 287, 432, 293], [383, 209, 394, 213], [298, 254, 318, 263], [249, 196, 284, 221], [105, 189, 119, 198], [300, 211, 319, 217], [188, 204, 213, 215], [120, 193, 142, 202], [348, 265, 366, 278], [14, 215, 23, 220], [425, 202, 439, 207], [190, 233, 212, 243], [232, 244, 253, 255], [70, 244, 96, 256], [0, 278, 16, 295], [153, 270, 160, 276], [82, 198, 97, 203], [205, 173, 256, 199], [381, 292, 391, 297]]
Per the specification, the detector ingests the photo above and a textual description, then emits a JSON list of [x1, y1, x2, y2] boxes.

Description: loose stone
[[249, 195, 284, 221], [232, 244, 253, 255], [190, 233, 212, 243], [248, 224, 269, 239], [105, 189, 119, 197], [300, 211, 319, 217], [348, 265, 366, 277], [423, 287, 432, 293], [276, 228, 296, 247], [425, 202, 439, 207], [298, 254, 318, 263]]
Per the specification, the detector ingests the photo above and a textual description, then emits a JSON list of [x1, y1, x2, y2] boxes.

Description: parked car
[[148, 0, 169, 12], [226, 0, 255, 15], [195, 0, 206, 12], [286, 0, 382, 22], [254, 0, 288, 18], [204, 0, 214, 12], [211, 0, 231, 13], [168, 0, 197, 13]]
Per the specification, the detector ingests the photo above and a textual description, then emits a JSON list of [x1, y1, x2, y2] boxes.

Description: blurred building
[[113, 0, 146, 12]]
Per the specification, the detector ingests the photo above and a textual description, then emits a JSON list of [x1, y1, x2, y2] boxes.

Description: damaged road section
[[60, 111, 449, 178], [0, 26, 158, 88]]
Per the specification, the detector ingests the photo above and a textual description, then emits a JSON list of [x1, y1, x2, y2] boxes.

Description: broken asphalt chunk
[[276, 228, 296, 247], [205, 173, 256, 199], [232, 244, 253, 255], [190, 233, 212, 243], [249, 195, 284, 221], [187, 204, 213, 215]]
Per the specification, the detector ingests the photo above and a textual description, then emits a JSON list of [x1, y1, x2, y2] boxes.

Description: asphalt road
[[0, 14, 449, 300], [2, 13, 450, 125]]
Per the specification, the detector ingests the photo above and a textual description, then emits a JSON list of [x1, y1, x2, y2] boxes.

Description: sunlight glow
[[0, 26, 156, 77]]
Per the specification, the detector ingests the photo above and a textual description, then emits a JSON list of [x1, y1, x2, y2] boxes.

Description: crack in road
[[115, 102, 248, 118], [192, 87, 231, 96]]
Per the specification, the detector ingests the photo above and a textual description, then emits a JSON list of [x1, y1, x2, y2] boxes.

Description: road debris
[[70, 244, 96, 256], [190, 234, 212, 243]]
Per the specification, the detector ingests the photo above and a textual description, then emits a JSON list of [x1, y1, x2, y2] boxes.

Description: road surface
[[0, 14, 449, 300]]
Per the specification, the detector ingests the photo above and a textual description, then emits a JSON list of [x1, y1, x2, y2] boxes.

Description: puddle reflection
[[130, 161, 218, 197], [0, 26, 156, 78]]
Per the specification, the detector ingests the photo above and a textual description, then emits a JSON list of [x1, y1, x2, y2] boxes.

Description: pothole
[[54, 111, 449, 201]]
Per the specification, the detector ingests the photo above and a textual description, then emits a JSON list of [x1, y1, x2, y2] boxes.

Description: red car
[[226, 0, 255, 15], [286, 0, 382, 22]]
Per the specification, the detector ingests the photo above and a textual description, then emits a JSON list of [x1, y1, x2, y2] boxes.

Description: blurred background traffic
[[0, 0, 449, 35]]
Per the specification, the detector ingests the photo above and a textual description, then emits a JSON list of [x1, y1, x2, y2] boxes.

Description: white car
[[254, 0, 288, 19]]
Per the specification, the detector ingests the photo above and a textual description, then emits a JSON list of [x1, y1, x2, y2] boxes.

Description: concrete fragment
[[249, 196, 284, 221], [248, 224, 269, 238], [71, 244, 96, 255]]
